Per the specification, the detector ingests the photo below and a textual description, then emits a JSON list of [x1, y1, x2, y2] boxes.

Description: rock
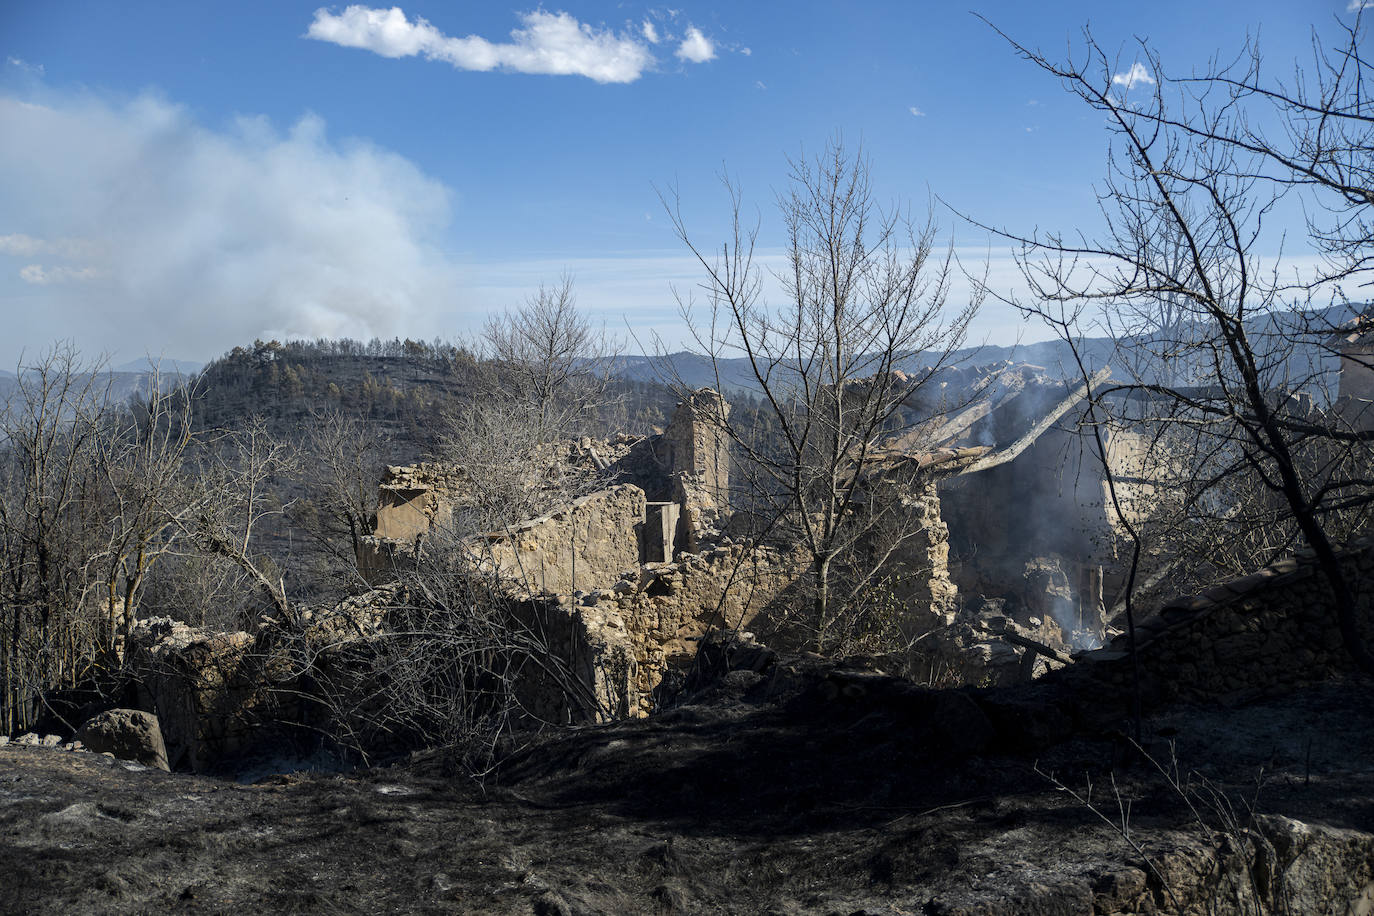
[[0, 735, 8, 747], [1090, 866, 1149, 911], [75, 709, 170, 771], [532, 890, 573, 916], [40, 734, 61, 747], [15, 732, 39, 746]]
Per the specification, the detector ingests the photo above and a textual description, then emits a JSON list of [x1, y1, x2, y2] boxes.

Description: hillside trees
[[0, 350, 212, 731], [0, 347, 112, 732], [664, 139, 981, 650], [0, 347, 307, 732], [980, 13, 1374, 671]]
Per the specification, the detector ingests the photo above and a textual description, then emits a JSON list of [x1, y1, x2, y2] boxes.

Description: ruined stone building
[[112, 343, 1374, 773], [119, 365, 1260, 772], [351, 368, 1156, 717], [928, 365, 1149, 647]]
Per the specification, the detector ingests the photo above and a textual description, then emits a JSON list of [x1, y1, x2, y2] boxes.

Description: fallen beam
[[954, 367, 1113, 477]]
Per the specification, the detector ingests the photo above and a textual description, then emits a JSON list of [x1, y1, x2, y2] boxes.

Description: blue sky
[[0, 1, 1362, 365]]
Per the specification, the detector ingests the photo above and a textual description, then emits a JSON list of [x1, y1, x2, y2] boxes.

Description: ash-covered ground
[[3, 662, 1373, 915]]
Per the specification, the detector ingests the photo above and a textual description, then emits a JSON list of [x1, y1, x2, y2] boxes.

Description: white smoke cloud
[[307, 6, 658, 83], [0, 90, 462, 363]]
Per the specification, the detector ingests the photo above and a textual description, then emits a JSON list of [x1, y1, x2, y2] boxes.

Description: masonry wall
[[584, 542, 805, 715], [1077, 540, 1374, 704], [1340, 345, 1374, 402], [888, 483, 959, 633], [659, 389, 731, 549], [482, 485, 647, 597], [130, 619, 285, 773], [372, 464, 467, 541]]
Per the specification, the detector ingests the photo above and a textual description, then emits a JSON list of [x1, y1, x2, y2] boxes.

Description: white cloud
[[641, 20, 660, 43], [0, 233, 103, 259], [1111, 62, 1155, 91], [1349, 1, 1372, 10], [0, 90, 462, 362], [909, 106, 925, 117], [740, 47, 751, 56], [675, 26, 715, 63], [6, 57, 44, 76], [755, 80, 767, 90], [18, 263, 102, 285], [307, 6, 656, 83]]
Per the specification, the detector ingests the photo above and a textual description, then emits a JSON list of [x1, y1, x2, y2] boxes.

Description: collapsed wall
[[471, 484, 803, 718], [128, 588, 398, 772], [581, 543, 805, 715], [129, 619, 280, 773]]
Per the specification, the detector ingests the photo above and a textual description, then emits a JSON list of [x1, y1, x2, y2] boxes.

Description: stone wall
[[129, 619, 279, 772], [658, 388, 731, 549], [373, 463, 469, 540], [1076, 540, 1374, 704], [887, 482, 959, 634], [480, 484, 647, 597], [1340, 338, 1374, 402], [129, 588, 401, 772], [573, 542, 806, 716], [512, 597, 639, 723]]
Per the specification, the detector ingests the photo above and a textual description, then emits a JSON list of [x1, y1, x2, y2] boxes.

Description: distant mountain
[[611, 338, 1122, 396], [0, 368, 189, 407], [615, 304, 1361, 401], [113, 357, 203, 376]]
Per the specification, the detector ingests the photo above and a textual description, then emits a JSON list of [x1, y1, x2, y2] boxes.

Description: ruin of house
[[119, 361, 1374, 772], [352, 370, 1154, 717]]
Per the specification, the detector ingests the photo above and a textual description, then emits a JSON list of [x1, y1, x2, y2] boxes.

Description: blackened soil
[[2, 674, 1372, 915]]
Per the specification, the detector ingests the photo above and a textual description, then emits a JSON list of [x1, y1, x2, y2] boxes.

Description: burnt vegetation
[[2, 10, 1374, 915]]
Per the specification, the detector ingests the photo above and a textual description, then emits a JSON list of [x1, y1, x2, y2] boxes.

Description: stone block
[[75, 709, 170, 771]]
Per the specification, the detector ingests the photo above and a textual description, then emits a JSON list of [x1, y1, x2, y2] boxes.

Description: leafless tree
[[0, 345, 111, 731], [90, 368, 204, 659], [173, 417, 298, 624], [974, 12, 1374, 674], [440, 278, 620, 534], [481, 273, 621, 443], [663, 138, 982, 650], [293, 407, 388, 587], [0, 350, 214, 731]]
